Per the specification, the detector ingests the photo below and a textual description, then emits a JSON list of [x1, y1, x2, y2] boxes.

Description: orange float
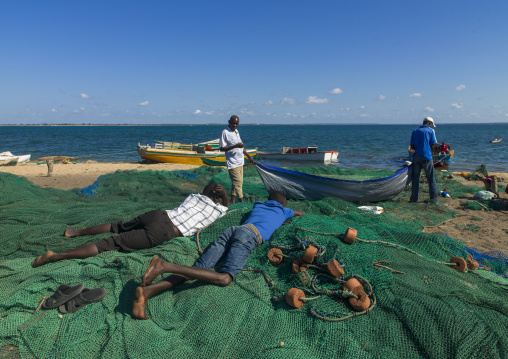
[[286, 288, 305, 308], [343, 227, 357, 244], [348, 289, 371, 311], [343, 278, 363, 292], [267, 248, 283, 266], [302, 245, 318, 263], [292, 258, 308, 274], [450, 257, 467, 272], [326, 259, 344, 278], [467, 258, 479, 271]]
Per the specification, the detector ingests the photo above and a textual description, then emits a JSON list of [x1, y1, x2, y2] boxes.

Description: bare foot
[[142, 257, 166, 287], [64, 227, 78, 238], [132, 286, 150, 320], [31, 251, 55, 268]]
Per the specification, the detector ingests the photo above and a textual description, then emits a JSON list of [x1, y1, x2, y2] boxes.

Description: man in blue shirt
[[409, 117, 438, 203], [132, 191, 305, 320]]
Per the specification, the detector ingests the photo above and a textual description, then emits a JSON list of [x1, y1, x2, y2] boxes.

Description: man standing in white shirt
[[219, 115, 255, 204], [31, 184, 229, 267]]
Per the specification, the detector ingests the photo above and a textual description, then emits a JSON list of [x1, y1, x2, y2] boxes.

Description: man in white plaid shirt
[[31, 184, 229, 268]]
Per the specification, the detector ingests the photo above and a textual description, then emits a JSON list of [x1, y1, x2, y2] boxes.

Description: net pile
[[0, 166, 507, 358]]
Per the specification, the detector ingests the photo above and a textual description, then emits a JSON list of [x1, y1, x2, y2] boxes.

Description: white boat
[[257, 146, 338, 162], [0, 151, 31, 165]]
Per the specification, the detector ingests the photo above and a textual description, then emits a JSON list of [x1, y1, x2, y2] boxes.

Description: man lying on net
[[31, 183, 229, 268], [132, 190, 305, 320]]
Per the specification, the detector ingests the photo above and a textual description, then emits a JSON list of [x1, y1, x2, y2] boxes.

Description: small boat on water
[[0, 151, 31, 166], [257, 146, 338, 162], [408, 146, 454, 168], [490, 138, 502, 143], [137, 139, 257, 165]]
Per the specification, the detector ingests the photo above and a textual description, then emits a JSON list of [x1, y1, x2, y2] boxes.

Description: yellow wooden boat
[[137, 140, 257, 165]]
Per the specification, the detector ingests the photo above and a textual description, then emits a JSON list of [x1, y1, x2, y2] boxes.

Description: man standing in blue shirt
[[132, 191, 305, 320], [409, 117, 438, 203], [219, 115, 255, 203]]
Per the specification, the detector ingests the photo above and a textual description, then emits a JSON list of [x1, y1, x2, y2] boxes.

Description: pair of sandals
[[42, 283, 106, 313]]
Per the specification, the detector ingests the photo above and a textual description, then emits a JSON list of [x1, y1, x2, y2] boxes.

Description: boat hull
[[138, 146, 257, 165], [258, 151, 338, 162], [0, 152, 31, 165], [201, 157, 252, 167], [256, 163, 412, 202]]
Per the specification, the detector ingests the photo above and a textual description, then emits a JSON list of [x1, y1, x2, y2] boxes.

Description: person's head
[[442, 141, 446, 145], [228, 115, 240, 131], [423, 117, 436, 128], [268, 191, 287, 207], [203, 183, 226, 205]]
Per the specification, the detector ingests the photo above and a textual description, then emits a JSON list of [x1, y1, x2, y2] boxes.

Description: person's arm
[[220, 142, 244, 152], [211, 184, 230, 207], [202, 184, 230, 207], [243, 148, 255, 164]]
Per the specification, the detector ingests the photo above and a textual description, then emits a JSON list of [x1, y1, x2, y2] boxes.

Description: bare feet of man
[[31, 251, 55, 268], [132, 287, 150, 320], [64, 227, 78, 238]]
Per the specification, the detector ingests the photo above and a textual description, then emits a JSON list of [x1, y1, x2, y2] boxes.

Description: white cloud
[[194, 109, 201, 114], [455, 84, 466, 91], [451, 103, 463, 109], [424, 107, 435, 112], [409, 93, 422, 98], [281, 97, 296, 105], [376, 95, 386, 100], [80, 93, 89, 99], [329, 88, 343, 95], [359, 105, 366, 110], [305, 96, 329, 104], [51, 108, 57, 112], [139, 101, 149, 106], [265, 100, 274, 105]]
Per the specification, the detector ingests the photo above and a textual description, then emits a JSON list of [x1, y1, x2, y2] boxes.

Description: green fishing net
[[0, 165, 507, 359]]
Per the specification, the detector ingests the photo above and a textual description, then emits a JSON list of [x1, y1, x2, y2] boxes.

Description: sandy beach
[[1, 161, 507, 255]]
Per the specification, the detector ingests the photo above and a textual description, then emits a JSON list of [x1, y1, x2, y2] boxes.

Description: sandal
[[42, 283, 84, 309], [58, 287, 106, 314]]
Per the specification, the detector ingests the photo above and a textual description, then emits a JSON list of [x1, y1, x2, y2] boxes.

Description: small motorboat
[[408, 146, 454, 168], [257, 146, 338, 162], [489, 138, 502, 143], [0, 151, 31, 165]]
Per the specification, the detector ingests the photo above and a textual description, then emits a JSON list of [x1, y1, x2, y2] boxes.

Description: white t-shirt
[[166, 194, 228, 237], [220, 127, 244, 170]]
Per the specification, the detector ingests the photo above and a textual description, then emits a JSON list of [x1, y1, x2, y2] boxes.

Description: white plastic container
[[439, 191, 451, 198], [358, 206, 384, 214]]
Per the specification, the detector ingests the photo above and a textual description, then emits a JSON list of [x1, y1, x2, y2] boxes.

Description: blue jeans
[[193, 224, 259, 279], [410, 153, 438, 202]]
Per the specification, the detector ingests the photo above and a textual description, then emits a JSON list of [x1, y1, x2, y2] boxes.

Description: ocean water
[[2, 124, 507, 172]]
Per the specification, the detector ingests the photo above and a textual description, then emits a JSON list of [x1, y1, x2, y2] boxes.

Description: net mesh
[[0, 165, 507, 359]]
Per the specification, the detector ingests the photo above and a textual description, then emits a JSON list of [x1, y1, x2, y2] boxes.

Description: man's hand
[[293, 210, 305, 217], [211, 184, 225, 196], [236, 142, 245, 149]]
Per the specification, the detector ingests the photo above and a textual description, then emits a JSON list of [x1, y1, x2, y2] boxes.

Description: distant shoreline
[[1, 123, 507, 127]]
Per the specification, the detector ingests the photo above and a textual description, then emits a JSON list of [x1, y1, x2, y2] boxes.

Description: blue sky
[[1, 1, 507, 125]]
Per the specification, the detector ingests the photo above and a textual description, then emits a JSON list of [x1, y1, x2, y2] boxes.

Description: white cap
[[423, 117, 436, 127]]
